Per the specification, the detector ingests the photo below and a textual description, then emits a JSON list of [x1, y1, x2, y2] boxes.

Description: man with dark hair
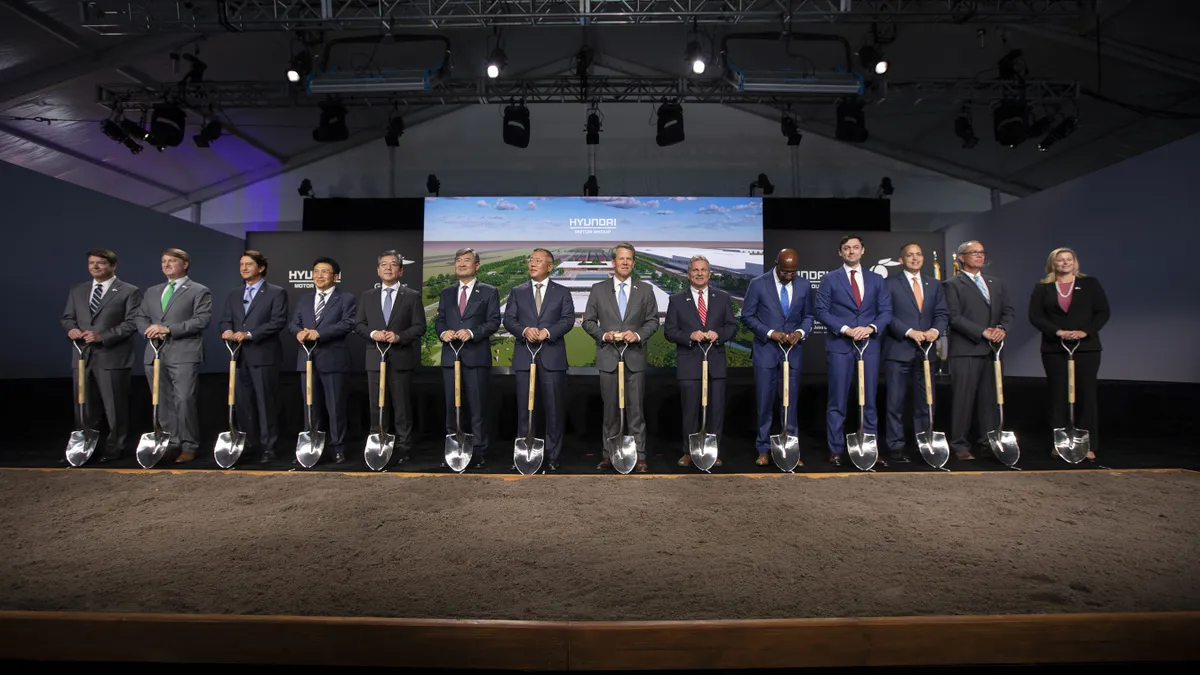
[[582, 242, 660, 473], [436, 247, 501, 468], [355, 250, 426, 465], [290, 257, 357, 463], [137, 248, 212, 463], [814, 235, 893, 467], [219, 249, 289, 463], [61, 249, 142, 462]]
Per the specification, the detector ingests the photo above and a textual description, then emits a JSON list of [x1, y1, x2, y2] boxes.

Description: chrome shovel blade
[[444, 433, 474, 473], [213, 430, 247, 469], [916, 430, 950, 470], [65, 430, 99, 467], [514, 437, 545, 475], [769, 433, 800, 472], [365, 432, 395, 472], [987, 429, 1021, 467], [607, 435, 637, 475], [1053, 427, 1090, 464], [688, 433, 719, 472], [136, 431, 170, 468], [846, 432, 879, 471], [295, 430, 326, 469]]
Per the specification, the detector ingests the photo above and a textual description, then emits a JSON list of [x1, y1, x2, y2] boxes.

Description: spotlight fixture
[[1038, 116, 1078, 152], [954, 106, 979, 149], [859, 44, 887, 75], [101, 119, 143, 154], [312, 100, 349, 143], [685, 40, 706, 75], [503, 101, 531, 148], [655, 101, 684, 147], [193, 119, 222, 148], [583, 175, 599, 197], [835, 98, 869, 143], [574, 46, 595, 79], [749, 174, 774, 197], [877, 177, 894, 199], [288, 50, 313, 84], [486, 47, 507, 79], [993, 100, 1029, 148], [384, 116, 405, 147], [585, 108, 601, 146], [298, 178, 314, 198], [427, 174, 441, 196], [119, 118, 150, 143], [781, 115, 802, 146], [149, 102, 187, 149]]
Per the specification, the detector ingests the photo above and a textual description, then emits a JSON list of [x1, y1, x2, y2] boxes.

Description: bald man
[[740, 249, 813, 466]]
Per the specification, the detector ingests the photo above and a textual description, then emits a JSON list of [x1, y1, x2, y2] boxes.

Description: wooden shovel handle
[[701, 360, 708, 408], [1067, 359, 1076, 404], [923, 359, 933, 406], [617, 361, 625, 410], [454, 360, 461, 407], [152, 359, 160, 406], [379, 361, 387, 408], [77, 359, 86, 405], [782, 360, 789, 402], [993, 360, 1004, 405], [228, 361, 236, 406], [306, 360, 314, 406], [857, 360, 865, 406], [527, 363, 537, 412]]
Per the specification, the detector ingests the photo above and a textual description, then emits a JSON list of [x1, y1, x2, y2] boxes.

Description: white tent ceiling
[[2, 0, 1198, 212]]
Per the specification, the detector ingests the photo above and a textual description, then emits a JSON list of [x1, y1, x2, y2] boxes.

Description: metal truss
[[96, 76, 1079, 109], [79, 1, 1089, 34]]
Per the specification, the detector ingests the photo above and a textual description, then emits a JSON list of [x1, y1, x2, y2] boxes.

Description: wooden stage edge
[[1, 610, 1197, 668]]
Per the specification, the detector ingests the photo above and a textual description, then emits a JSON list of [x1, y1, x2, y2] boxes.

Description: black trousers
[[235, 362, 281, 455], [949, 355, 998, 453], [1042, 350, 1101, 451], [367, 368, 415, 456], [72, 364, 130, 457]]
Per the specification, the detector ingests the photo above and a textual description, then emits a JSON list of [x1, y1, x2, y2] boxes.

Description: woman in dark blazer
[[1028, 247, 1110, 460]]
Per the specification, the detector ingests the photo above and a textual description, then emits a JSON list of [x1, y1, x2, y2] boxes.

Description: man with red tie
[[664, 255, 739, 467], [814, 235, 893, 466]]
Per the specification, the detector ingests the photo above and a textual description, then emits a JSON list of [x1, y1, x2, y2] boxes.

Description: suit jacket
[[664, 287, 738, 380], [289, 287, 358, 371], [740, 270, 813, 368], [354, 284, 425, 371], [218, 282, 289, 366], [1028, 276, 1110, 353], [502, 279, 576, 372], [882, 273, 949, 362], [435, 281, 501, 368], [944, 272, 1016, 358], [136, 278, 213, 365], [815, 267, 893, 355], [61, 278, 142, 369], [581, 277, 660, 373]]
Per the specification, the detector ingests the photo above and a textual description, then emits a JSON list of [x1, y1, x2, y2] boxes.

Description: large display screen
[[422, 196, 765, 368]]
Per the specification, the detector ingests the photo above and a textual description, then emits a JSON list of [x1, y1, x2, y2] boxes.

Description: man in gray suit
[[582, 242, 660, 473], [137, 247, 212, 463], [61, 249, 142, 462]]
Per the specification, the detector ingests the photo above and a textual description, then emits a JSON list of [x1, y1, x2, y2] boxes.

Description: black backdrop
[[763, 230, 947, 374], [246, 231, 424, 373]]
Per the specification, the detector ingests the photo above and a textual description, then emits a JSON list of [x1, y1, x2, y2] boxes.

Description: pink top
[[1056, 281, 1073, 313]]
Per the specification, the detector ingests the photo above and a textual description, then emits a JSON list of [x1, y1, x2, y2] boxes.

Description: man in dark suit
[[436, 247, 501, 468], [814, 235, 893, 466], [290, 257, 358, 464], [61, 248, 142, 462], [218, 250, 289, 463], [582, 243, 660, 473], [355, 250, 425, 465], [502, 248, 576, 471], [664, 255, 739, 467], [944, 240, 1015, 461], [881, 243, 949, 463], [136, 248, 212, 463]]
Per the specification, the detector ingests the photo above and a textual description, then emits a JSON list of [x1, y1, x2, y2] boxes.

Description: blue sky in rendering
[[424, 196, 763, 241]]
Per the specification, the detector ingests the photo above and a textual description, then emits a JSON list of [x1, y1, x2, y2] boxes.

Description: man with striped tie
[[61, 249, 142, 462]]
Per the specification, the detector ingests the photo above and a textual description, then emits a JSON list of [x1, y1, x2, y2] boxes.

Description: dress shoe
[[828, 453, 843, 467], [548, 461, 560, 472], [755, 453, 771, 466], [888, 451, 910, 463], [635, 460, 649, 473], [333, 452, 346, 464], [175, 449, 195, 463], [597, 458, 613, 470], [472, 457, 487, 469], [677, 454, 693, 466], [954, 449, 975, 460], [259, 451, 275, 464]]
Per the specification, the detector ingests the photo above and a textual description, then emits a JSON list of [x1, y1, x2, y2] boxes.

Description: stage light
[[584, 175, 599, 197], [288, 50, 312, 84], [993, 100, 1029, 148], [859, 44, 887, 75], [781, 115, 802, 146], [585, 109, 601, 146], [312, 100, 349, 143], [101, 119, 142, 154], [503, 101, 530, 148], [878, 177, 894, 199], [685, 41, 706, 75], [119, 118, 149, 142], [180, 53, 207, 84], [1038, 116, 1077, 152], [954, 107, 979, 149], [298, 179, 314, 198], [486, 47, 507, 79], [835, 98, 869, 143], [193, 119, 222, 148], [384, 116, 404, 147], [427, 174, 441, 196], [655, 101, 684, 147], [749, 173, 774, 196], [149, 102, 187, 148]]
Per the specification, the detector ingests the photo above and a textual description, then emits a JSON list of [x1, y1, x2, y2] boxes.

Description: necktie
[[243, 286, 254, 311], [697, 290, 707, 325], [383, 287, 394, 323], [534, 283, 543, 315], [851, 270, 862, 308], [459, 284, 468, 315], [973, 273, 991, 304], [89, 283, 103, 317], [780, 284, 790, 316], [161, 280, 175, 312], [912, 276, 924, 312], [618, 282, 627, 320], [315, 292, 326, 324]]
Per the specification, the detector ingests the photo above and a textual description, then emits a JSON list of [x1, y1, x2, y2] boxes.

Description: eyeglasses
[[963, 250, 986, 256]]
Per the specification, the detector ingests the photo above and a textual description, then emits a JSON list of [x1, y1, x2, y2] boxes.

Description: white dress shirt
[[606, 275, 639, 342], [313, 288, 330, 316], [379, 281, 401, 315], [903, 270, 938, 339], [455, 278, 477, 339], [92, 275, 116, 300], [838, 264, 877, 336], [161, 275, 188, 303], [772, 271, 804, 339]]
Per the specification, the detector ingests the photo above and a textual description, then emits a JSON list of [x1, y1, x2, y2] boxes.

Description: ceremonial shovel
[[513, 342, 545, 475], [687, 340, 719, 472], [606, 342, 637, 475], [769, 342, 800, 473], [212, 340, 247, 469], [1052, 338, 1091, 464], [845, 338, 879, 471], [364, 341, 395, 472], [295, 341, 325, 468], [986, 338, 1021, 468], [914, 341, 950, 471], [65, 340, 99, 467], [135, 338, 171, 468], [443, 340, 474, 473]]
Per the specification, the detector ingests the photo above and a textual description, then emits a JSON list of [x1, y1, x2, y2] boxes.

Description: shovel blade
[[987, 429, 1021, 466], [65, 429, 99, 467], [846, 432, 879, 471], [295, 431, 326, 469], [687, 433, 719, 472], [365, 433, 395, 471], [607, 435, 638, 474], [514, 437, 545, 475], [1052, 427, 1090, 464], [445, 433, 474, 473], [136, 431, 171, 468], [768, 433, 800, 472], [916, 430, 950, 470], [213, 431, 247, 469]]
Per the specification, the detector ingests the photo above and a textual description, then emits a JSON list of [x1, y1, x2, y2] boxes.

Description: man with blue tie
[[502, 248, 576, 471], [881, 243, 949, 463], [814, 235, 893, 467], [740, 248, 813, 467], [219, 250, 289, 463], [290, 257, 357, 464], [355, 250, 426, 465], [436, 248, 501, 469]]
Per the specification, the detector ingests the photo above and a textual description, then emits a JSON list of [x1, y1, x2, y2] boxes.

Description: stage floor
[[2, 467, 1198, 621]]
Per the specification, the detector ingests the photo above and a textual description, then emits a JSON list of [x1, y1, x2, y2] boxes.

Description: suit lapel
[[386, 287, 404, 328], [90, 280, 120, 317], [244, 284, 265, 318], [899, 275, 920, 313], [163, 281, 189, 316], [461, 284, 482, 319]]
